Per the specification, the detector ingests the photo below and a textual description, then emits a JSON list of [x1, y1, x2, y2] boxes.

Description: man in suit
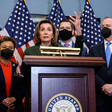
[[58, 12, 87, 56], [89, 17, 112, 112]]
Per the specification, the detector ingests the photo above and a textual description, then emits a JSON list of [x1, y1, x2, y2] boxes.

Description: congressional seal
[[45, 93, 82, 112]]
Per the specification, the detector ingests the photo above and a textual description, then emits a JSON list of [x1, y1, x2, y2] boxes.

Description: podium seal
[[45, 93, 82, 112]]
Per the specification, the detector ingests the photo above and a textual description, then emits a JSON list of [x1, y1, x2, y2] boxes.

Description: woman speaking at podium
[[24, 19, 58, 56]]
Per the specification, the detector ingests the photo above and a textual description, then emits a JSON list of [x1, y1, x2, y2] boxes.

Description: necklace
[[0, 59, 12, 67]]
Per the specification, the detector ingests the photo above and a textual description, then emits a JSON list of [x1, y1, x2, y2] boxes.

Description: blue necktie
[[106, 42, 112, 68]]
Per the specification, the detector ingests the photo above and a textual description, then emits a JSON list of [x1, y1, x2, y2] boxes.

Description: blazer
[[58, 35, 87, 56], [24, 44, 53, 56], [0, 62, 24, 112], [89, 41, 112, 106]]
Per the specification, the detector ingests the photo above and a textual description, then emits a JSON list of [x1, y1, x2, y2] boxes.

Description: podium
[[23, 56, 105, 112]]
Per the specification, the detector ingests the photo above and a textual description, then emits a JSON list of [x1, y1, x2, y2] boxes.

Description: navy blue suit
[[0, 62, 24, 112], [89, 41, 112, 112]]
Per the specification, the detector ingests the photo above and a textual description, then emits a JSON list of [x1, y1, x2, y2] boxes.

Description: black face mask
[[59, 29, 72, 41], [1, 48, 14, 59], [101, 27, 112, 39]]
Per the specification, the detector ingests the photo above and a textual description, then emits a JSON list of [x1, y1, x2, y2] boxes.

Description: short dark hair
[[103, 17, 112, 20], [59, 19, 75, 30], [0, 36, 17, 48], [34, 19, 57, 45]]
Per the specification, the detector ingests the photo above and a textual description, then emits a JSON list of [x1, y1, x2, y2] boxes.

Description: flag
[[81, 0, 103, 49], [47, 0, 66, 30], [1, 0, 35, 64]]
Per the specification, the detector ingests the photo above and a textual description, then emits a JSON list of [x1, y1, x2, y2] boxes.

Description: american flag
[[47, 0, 66, 30], [0, 0, 35, 64], [81, 0, 103, 49]]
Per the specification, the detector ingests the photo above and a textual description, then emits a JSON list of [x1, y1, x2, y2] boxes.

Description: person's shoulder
[[90, 41, 104, 50], [24, 44, 40, 55], [11, 61, 18, 68], [25, 45, 39, 51], [57, 43, 63, 47]]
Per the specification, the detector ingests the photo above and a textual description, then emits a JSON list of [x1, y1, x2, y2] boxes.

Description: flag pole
[[24, 0, 26, 4], [58, 0, 60, 4]]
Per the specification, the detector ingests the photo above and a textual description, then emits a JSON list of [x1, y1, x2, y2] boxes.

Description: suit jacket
[[24, 44, 54, 56], [0, 62, 24, 112], [58, 35, 87, 56], [89, 41, 112, 107]]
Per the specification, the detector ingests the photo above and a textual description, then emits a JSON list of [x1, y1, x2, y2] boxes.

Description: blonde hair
[[34, 19, 57, 45]]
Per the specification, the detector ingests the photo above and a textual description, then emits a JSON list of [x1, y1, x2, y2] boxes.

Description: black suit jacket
[[0, 62, 24, 112], [89, 41, 112, 106]]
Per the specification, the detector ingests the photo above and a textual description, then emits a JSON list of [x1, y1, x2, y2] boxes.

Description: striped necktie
[[106, 42, 112, 68]]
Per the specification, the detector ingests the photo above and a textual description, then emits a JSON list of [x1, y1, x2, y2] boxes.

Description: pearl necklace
[[0, 59, 12, 67]]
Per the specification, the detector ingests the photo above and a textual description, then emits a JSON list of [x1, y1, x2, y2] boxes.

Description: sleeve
[[75, 35, 84, 56], [95, 75, 106, 88], [14, 77, 25, 102], [24, 48, 30, 56], [12, 64, 25, 103], [89, 47, 106, 88]]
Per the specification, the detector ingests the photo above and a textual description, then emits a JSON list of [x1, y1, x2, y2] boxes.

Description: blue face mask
[[1, 48, 14, 59], [59, 29, 72, 41], [101, 27, 112, 38]]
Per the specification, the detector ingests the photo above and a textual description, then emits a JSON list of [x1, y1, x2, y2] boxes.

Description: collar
[[60, 40, 72, 47]]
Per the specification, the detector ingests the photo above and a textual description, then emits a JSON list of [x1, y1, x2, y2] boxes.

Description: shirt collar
[[61, 40, 72, 47]]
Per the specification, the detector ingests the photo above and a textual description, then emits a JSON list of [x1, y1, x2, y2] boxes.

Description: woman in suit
[[0, 36, 24, 112]]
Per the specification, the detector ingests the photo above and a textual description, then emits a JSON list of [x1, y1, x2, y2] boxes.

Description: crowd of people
[[0, 11, 112, 112]]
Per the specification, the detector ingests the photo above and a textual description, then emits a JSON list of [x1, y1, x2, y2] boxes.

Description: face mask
[[1, 48, 14, 59], [59, 29, 72, 41], [101, 27, 112, 39]]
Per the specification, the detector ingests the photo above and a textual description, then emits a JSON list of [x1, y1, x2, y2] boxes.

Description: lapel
[[9, 62, 17, 96], [0, 66, 7, 98], [58, 40, 75, 48], [72, 41, 75, 48], [98, 42, 106, 60], [99, 41, 112, 69], [109, 55, 112, 68]]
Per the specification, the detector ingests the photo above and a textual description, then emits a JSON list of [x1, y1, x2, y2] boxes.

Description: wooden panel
[[30, 67, 95, 112], [23, 56, 105, 112], [23, 56, 105, 66]]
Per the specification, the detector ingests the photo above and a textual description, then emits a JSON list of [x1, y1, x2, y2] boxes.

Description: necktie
[[106, 42, 112, 68], [64, 43, 69, 47]]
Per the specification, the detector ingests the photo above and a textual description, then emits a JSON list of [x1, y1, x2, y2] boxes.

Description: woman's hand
[[7, 104, 15, 112], [16, 64, 24, 78], [2, 97, 16, 112], [2, 97, 16, 107]]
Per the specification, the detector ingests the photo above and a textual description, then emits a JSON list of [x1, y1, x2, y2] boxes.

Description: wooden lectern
[[23, 56, 105, 112]]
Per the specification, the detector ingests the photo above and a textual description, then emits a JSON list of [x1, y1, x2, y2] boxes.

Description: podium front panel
[[30, 66, 95, 112]]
